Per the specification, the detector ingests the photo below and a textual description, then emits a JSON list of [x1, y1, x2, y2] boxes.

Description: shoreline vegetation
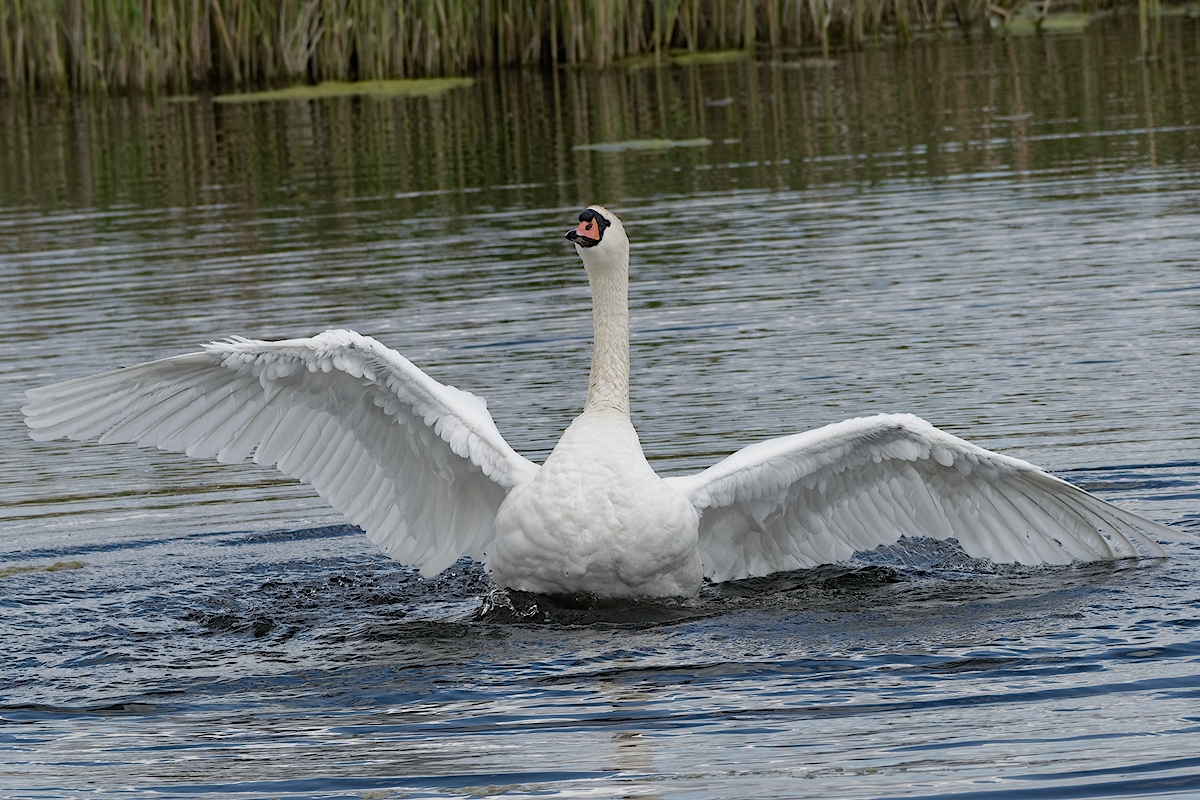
[[0, 0, 1194, 93]]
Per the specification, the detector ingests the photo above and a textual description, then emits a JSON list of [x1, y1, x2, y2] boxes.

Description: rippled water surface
[[4, 16, 1200, 799]]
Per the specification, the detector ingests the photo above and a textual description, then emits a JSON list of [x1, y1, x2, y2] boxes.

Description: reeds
[[3, 12, 1195, 212], [0, 0, 1165, 92]]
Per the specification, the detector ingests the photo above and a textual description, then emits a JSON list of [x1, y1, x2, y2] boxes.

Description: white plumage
[[22, 205, 1184, 598]]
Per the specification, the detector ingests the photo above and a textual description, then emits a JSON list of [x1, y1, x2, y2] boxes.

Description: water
[[4, 16, 1200, 798]]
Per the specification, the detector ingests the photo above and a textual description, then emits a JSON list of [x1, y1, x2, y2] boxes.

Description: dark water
[[4, 15, 1200, 798]]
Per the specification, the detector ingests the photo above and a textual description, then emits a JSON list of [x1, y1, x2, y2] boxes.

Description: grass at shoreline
[[0, 0, 1192, 93]]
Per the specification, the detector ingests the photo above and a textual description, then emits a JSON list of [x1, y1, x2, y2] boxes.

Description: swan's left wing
[[665, 413, 1182, 582], [23, 330, 539, 576]]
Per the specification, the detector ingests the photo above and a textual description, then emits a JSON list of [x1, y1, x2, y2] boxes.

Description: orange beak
[[566, 218, 601, 247]]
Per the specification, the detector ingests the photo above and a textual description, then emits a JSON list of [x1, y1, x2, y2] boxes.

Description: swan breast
[[488, 409, 703, 598]]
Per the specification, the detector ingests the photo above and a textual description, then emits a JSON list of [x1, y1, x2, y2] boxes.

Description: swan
[[22, 205, 1184, 599]]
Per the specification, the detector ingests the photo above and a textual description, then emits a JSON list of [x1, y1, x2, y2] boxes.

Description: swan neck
[[585, 265, 630, 415]]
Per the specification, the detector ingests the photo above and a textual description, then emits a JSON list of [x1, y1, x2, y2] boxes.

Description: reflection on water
[[3, 15, 1200, 800], [2, 15, 1197, 214]]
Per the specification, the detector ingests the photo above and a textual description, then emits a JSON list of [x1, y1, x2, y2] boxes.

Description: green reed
[[0, 0, 1173, 92]]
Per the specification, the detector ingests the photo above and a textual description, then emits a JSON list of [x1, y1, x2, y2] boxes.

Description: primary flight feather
[[23, 206, 1183, 598]]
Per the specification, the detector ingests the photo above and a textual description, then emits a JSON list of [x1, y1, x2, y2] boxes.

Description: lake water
[[4, 14, 1200, 799]]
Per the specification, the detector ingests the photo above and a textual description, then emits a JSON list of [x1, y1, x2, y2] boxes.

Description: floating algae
[[0, 560, 86, 578], [572, 138, 713, 153], [619, 49, 750, 69], [671, 50, 750, 66], [1040, 12, 1101, 33], [993, 7, 1106, 35], [215, 78, 474, 103], [618, 53, 664, 70]]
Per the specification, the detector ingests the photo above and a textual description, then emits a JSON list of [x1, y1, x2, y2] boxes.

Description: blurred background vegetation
[[1, 0, 1194, 92], [3, 14, 1195, 213]]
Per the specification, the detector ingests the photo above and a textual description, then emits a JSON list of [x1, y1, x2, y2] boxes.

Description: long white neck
[[584, 263, 630, 415]]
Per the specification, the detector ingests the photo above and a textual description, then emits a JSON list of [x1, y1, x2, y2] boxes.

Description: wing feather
[[23, 330, 539, 576], [255, 403, 311, 467], [218, 397, 283, 464], [667, 413, 1179, 582]]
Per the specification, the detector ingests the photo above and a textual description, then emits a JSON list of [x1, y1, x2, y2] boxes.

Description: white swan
[[23, 205, 1184, 599]]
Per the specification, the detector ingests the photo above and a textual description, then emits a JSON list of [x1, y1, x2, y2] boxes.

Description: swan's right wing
[[666, 414, 1182, 582], [23, 330, 540, 576]]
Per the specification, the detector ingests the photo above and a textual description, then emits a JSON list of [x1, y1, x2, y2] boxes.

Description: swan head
[[566, 205, 629, 273]]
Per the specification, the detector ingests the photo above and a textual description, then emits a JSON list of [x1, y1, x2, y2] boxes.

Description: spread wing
[[666, 414, 1181, 582], [22, 330, 539, 576]]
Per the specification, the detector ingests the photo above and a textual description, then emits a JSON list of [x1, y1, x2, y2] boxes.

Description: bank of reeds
[[0, 0, 994, 92], [0, 0, 1174, 93]]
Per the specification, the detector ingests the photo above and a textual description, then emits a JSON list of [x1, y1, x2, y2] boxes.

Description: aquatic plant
[[0, 0, 1183, 92]]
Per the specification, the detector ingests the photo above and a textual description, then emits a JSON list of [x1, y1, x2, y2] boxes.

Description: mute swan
[[23, 205, 1183, 599]]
